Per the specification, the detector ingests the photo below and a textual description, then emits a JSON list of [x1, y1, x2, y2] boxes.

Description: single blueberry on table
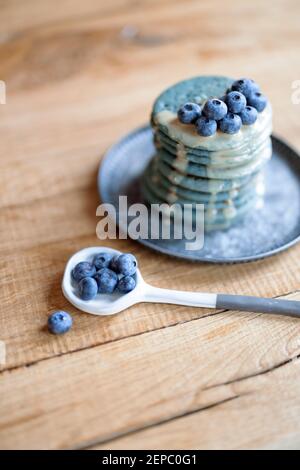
[[247, 92, 268, 112], [94, 268, 118, 294], [93, 252, 113, 270], [203, 99, 227, 121], [116, 253, 138, 276], [231, 78, 260, 99], [72, 261, 96, 283], [117, 275, 136, 293], [48, 311, 73, 335], [195, 116, 217, 137], [219, 113, 242, 134], [239, 106, 258, 125], [78, 276, 98, 301], [225, 91, 246, 114], [177, 102, 202, 124]]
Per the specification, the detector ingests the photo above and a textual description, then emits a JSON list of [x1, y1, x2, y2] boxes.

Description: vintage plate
[[98, 126, 300, 263]]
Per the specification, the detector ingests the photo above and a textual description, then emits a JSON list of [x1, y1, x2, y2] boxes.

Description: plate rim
[[98, 125, 300, 264]]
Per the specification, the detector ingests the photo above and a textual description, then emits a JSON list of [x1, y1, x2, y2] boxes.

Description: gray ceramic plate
[[98, 126, 300, 263]]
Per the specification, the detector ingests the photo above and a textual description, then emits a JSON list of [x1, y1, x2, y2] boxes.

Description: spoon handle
[[216, 294, 300, 318], [144, 286, 300, 318], [144, 286, 217, 308]]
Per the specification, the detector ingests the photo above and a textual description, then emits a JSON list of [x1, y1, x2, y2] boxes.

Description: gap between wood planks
[[1, 289, 299, 376], [80, 395, 242, 450]]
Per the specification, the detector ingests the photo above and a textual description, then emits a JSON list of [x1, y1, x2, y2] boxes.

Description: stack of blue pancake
[[142, 76, 272, 230]]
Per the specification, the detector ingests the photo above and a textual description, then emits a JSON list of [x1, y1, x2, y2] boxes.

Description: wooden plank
[[0, 292, 300, 449], [92, 359, 300, 450]]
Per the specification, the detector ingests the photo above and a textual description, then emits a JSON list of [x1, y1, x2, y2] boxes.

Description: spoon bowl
[[62, 247, 146, 315]]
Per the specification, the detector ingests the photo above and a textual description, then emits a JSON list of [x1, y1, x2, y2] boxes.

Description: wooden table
[[1, 0, 300, 450]]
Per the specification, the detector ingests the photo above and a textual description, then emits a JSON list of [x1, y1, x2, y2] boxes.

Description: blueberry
[[231, 78, 260, 99], [72, 261, 96, 283], [48, 311, 73, 335], [94, 268, 118, 294], [177, 102, 202, 124], [225, 91, 246, 114], [109, 255, 120, 272], [195, 116, 217, 137], [239, 106, 258, 125], [78, 277, 98, 300], [203, 99, 227, 120], [117, 275, 136, 293], [116, 254, 138, 276], [93, 252, 113, 270], [219, 113, 242, 134], [247, 92, 268, 112]]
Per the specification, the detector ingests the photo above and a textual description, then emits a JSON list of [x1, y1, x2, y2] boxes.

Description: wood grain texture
[[0, 0, 300, 450], [1, 292, 300, 450], [92, 359, 300, 450]]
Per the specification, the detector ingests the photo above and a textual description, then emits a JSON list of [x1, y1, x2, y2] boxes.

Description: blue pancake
[[156, 129, 271, 168], [143, 160, 258, 200], [141, 179, 257, 231], [143, 172, 257, 209], [157, 144, 271, 179], [156, 159, 258, 193], [143, 164, 257, 206], [154, 132, 211, 164], [152, 75, 233, 117]]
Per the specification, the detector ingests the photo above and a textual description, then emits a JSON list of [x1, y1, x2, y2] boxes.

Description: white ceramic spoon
[[62, 247, 300, 318]]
